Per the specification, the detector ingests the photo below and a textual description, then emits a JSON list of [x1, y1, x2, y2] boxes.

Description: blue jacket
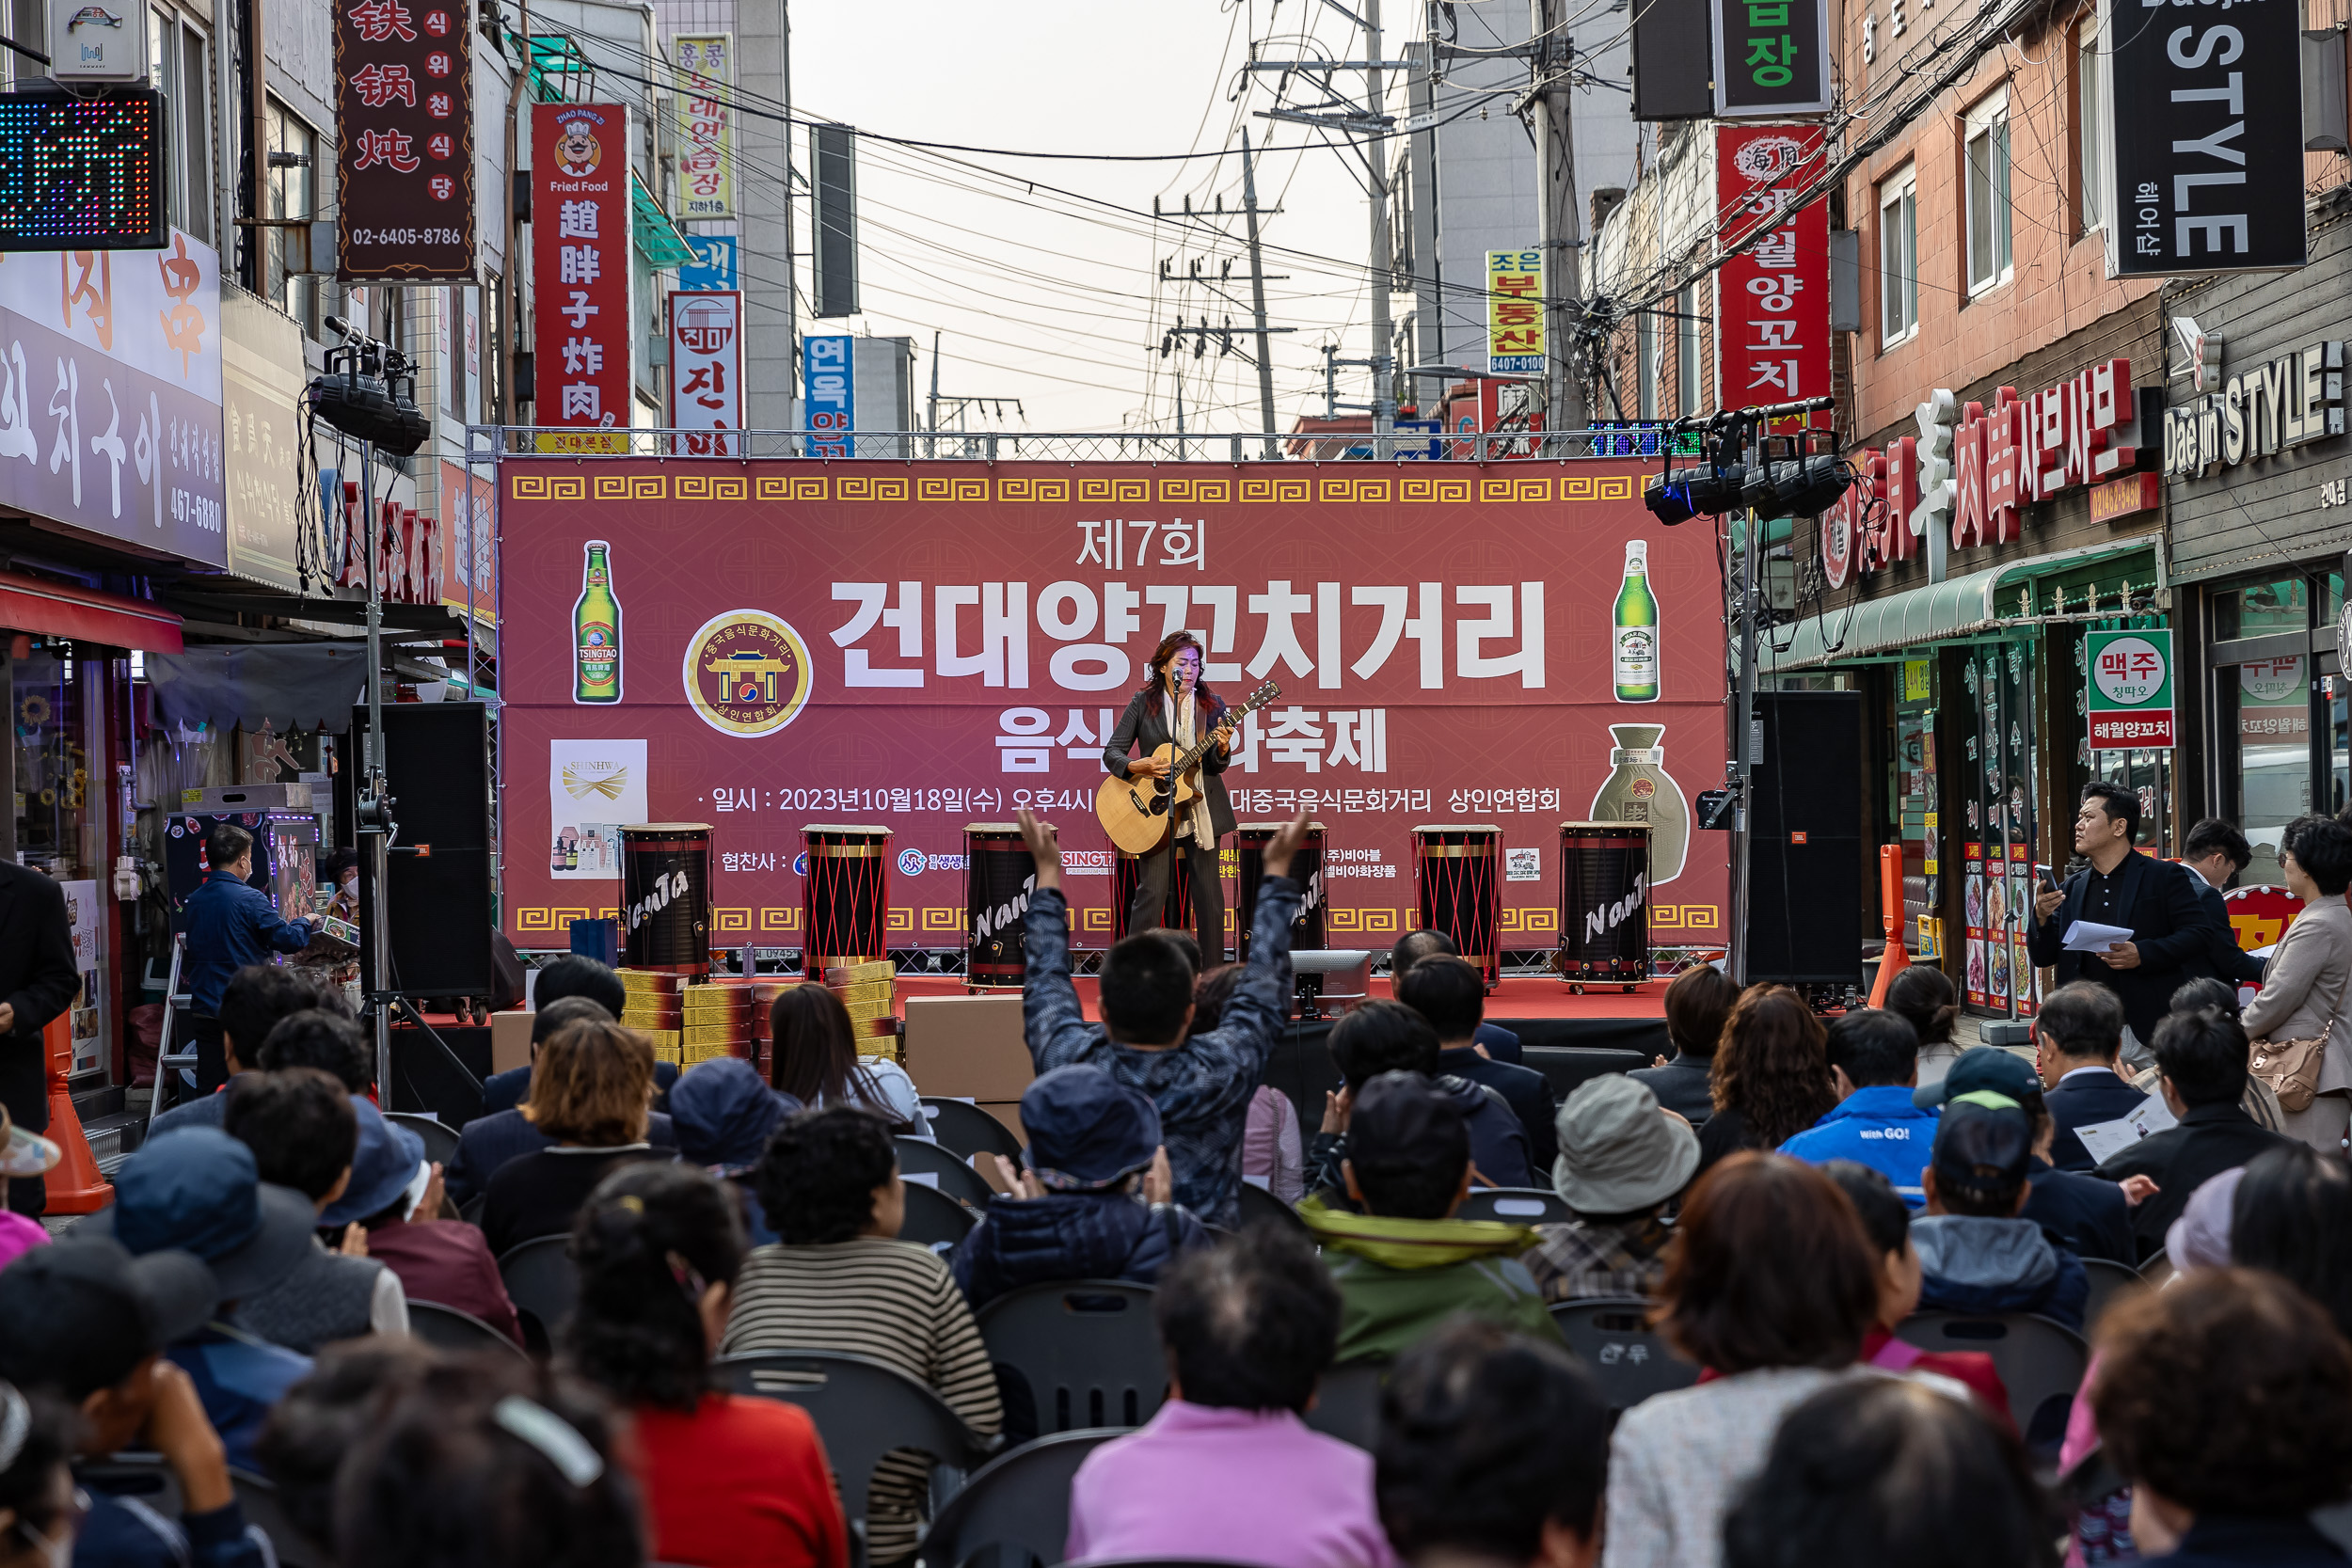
[[1913, 1213, 2090, 1334], [950, 1191, 1211, 1311], [1473, 1022, 1522, 1065], [1777, 1085, 1940, 1205], [182, 872, 312, 1018], [75, 1481, 269, 1568], [167, 1325, 310, 1475]]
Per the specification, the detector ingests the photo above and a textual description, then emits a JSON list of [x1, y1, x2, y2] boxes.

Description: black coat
[[2022, 1155, 2137, 1265], [2044, 1069, 2154, 1172], [2026, 851, 2221, 1046], [0, 862, 79, 1132], [1441, 1045, 1561, 1174], [2193, 880, 2269, 988], [1104, 684, 1236, 840], [1627, 1052, 1716, 1125], [2093, 1101, 2292, 1258]]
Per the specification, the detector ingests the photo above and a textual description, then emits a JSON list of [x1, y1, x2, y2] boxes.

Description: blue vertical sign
[[804, 335, 855, 456], [677, 234, 739, 291]]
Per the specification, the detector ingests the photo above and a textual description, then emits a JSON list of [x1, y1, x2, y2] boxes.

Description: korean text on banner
[[667, 291, 742, 455], [673, 35, 734, 220], [1712, 0, 1829, 117], [532, 103, 633, 454], [2087, 626, 2176, 751], [336, 0, 476, 280], [1715, 125, 1830, 431], [1486, 250, 1543, 375], [803, 333, 852, 456]]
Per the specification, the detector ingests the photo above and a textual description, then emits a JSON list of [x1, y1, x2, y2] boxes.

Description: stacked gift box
[[618, 970, 687, 1068], [825, 959, 902, 1062], [681, 982, 756, 1065]]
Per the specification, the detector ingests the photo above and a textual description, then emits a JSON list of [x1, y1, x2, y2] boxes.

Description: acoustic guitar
[[1094, 680, 1282, 855]]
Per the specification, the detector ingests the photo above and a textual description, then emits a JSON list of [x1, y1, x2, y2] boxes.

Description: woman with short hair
[[480, 1016, 665, 1258], [2240, 815, 2352, 1153]]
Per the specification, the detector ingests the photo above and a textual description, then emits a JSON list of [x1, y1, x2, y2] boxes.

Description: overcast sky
[[788, 0, 1397, 435]]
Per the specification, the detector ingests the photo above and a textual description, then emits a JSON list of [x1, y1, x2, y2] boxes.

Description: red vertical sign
[[1713, 124, 1830, 431], [336, 0, 474, 279], [532, 103, 634, 453]]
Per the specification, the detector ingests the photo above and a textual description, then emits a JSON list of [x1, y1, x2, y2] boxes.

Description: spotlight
[[310, 315, 429, 456]]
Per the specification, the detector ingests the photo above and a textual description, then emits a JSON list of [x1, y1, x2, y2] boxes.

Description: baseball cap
[[1914, 1045, 2043, 1109], [1929, 1096, 2035, 1209], [80, 1127, 318, 1299], [0, 1237, 216, 1397], [1348, 1070, 1470, 1180], [1022, 1066, 1162, 1191]]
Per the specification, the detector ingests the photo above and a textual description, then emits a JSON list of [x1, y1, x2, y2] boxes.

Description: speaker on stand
[[1745, 690, 1863, 988]]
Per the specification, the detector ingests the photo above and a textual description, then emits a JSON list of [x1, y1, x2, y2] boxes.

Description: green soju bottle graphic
[[1613, 538, 1661, 703], [574, 541, 622, 704]]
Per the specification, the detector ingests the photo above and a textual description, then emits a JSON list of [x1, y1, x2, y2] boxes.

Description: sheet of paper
[[2074, 1093, 2176, 1165], [2063, 919, 2136, 954]]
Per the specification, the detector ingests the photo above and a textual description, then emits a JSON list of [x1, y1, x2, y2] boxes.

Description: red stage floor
[[891, 973, 1663, 1023]]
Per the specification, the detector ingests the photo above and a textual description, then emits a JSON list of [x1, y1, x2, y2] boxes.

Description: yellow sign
[[1903, 658, 1931, 702], [1486, 248, 1543, 374]]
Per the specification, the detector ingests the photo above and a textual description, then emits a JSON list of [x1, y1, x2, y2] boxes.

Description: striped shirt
[[721, 1239, 1002, 1561]]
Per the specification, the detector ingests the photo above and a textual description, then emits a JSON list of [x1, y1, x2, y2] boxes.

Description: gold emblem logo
[[682, 610, 813, 736]]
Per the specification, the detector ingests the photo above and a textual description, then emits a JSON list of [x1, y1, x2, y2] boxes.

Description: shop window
[[147, 11, 215, 245], [1879, 166, 1918, 347], [11, 650, 99, 879], [2214, 575, 2307, 639], [1961, 641, 2040, 1021], [2235, 654, 2311, 867], [1964, 88, 2013, 295], [265, 101, 320, 341], [2075, 24, 2106, 236]]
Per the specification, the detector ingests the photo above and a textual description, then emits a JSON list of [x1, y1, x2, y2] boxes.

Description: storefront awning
[[148, 645, 368, 732], [1756, 540, 2158, 673], [0, 570, 183, 654]]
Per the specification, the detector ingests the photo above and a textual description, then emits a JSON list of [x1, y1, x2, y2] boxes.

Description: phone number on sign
[[346, 227, 469, 246]]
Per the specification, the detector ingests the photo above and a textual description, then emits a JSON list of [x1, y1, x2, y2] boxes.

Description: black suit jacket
[[2026, 852, 2220, 1045], [2023, 1155, 2136, 1265], [444, 1106, 679, 1207], [2044, 1069, 2154, 1172], [0, 863, 79, 1132], [1104, 683, 1236, 839], [1441, 1045, 1560, 1174], [1626, 1052, 1716, 1125], [2093, 1101, 2291, 1257], [2193, 880, 2268, 988]]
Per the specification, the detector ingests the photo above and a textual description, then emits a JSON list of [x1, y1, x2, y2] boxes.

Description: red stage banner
[[498, 459, 1729, 951]]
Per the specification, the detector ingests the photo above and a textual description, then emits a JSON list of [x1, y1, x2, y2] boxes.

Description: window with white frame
[[2077, 25, 2106, 234], [1677, 282, 1702, 416], [1965, 87, 2013, 293], [147, 10, 215, 245], [1880, 165, 1918, 346], [1637, 309, 1660, 419], [265, 101, 320, 339]]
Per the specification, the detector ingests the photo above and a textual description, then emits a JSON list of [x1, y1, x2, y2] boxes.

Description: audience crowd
[[0, 807, 2344, 1568]]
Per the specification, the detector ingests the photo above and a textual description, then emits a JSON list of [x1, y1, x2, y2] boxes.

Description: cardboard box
[[490, 1009, 536, 1076], [902, 995, 1033, 1102]]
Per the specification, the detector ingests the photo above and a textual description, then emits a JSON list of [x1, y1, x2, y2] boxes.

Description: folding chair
[[1895, 1311, 2090, 1451], [408, 1300, 528, 1358], [497, 1234, 579, 1346], [2079, 1257, 2145, 1333], [977, 1280, 1164, 1432], [898, 1180, 980, 1250], [1549, 1297, 1699, 1411], [896, 1136, 999, 1210], [1454, 1187, 1574, 1225], [1301, 1359, 1387, 1449], [1234, 1180, 1308, 1233], [386, 1111, 462, 1167], [914, 1427, 1123, 1568], [920, 1100, 1025, 1164]]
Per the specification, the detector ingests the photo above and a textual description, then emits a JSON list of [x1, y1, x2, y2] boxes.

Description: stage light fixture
[[309, 314, 429, 456]]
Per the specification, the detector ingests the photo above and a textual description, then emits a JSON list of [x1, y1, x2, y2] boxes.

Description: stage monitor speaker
[[1746, 690, 1863, 985], [353, 701, 494, 998]]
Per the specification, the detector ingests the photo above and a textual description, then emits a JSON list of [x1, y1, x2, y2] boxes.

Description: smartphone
[[2036, 863, 2059, 894]]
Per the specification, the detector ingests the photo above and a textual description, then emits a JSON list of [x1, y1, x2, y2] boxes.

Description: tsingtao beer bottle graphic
[[1613, 538, 1661, 703], [574, 541, 622, 704]]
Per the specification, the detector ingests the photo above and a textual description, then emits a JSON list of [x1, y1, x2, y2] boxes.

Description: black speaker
[[353, 701, 494, 998], [1746, 690, 1863, 984]]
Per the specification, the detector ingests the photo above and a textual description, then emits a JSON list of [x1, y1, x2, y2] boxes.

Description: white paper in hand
[[2074, 1093, 2178, 1166], [2063, 919, 2136, 955]]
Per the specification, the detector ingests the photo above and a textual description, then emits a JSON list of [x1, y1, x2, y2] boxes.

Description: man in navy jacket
[[2032, 981, 2153, 1171], [182, 823, 312, 1093]]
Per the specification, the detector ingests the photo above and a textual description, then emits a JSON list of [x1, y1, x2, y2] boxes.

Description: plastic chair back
[[2079, 1257, 2145, 1333], [896, 1136, 999, 1210], [1895, 1311, 2090, 1444], [232, 1470, 330, 1568], [409, 1300, 528, 1359], [914, 1428, 1121, 1568], [1549, 1297, 1699, 1410], [460, 1191, 488, 1225], [920, 1100, 1025, 1164], [386, 1111, 462, 1167], [898, 1180, 979, 1249], [714, 1350, 995, 1521], [497, 1234, 580, 1342], [977, 1280, 1164, 1433], [1234, 1180, 1307, 1232], [2139, 1253, 2177, 1287], [1454, 1187, 1574, 1225], [1301, 1359, 1386, 1449], [81, 1459, 326, 1568]]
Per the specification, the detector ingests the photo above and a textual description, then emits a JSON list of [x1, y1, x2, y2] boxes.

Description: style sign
[[1712, 0, 1829, 116], [1486, 250, 1543, 375], [335, 0, 475, 279], [532, 103, 634, 453], [673, 35, 734, 220], [2106, 0, 2305, 277], [1715, 125, 1830, 430], [666, 290, 742, 455], [2087, 627, 2176, 750]]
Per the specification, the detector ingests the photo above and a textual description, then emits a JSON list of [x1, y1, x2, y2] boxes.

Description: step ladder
[[144, 933, 197, 1139]]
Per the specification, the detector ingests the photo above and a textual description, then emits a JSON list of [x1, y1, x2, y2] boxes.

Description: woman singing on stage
[[1104, 632, 1235, 962]]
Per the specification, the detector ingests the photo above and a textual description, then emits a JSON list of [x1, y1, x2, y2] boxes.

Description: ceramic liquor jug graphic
[[1589, 722, 1689, 885]]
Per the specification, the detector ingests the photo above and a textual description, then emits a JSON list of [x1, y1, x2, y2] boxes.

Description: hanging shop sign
[[1714, 126, 1830, 429], [2086, 626, 2175, 750], [1712, 0, 1830, 117], [2106, 0, 2306, 277], [672, 34, 734, 220], [1486, 249, 1543, 376], [532, 102, 634, 454], [2159, 337, 2345, 480], [666, 289, 741, 455], [1820, 357, 2146, 586], [335, 0, 476, 280]]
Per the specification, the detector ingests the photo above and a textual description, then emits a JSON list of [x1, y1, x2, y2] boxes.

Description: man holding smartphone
[[2027, 784, 2222, 1063]]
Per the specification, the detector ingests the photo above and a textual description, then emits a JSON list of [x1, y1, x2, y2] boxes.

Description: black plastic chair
[[233, 1469, 328, 1568], [2080, 1257, 2145, 1332], [2138, 1253, 2176, 1287], [1895, 1311, 2089, 1447], [409, 1300, 528, 1359], [715, 1350, 998, 1568], [921, 1100, 1025, 1164], [896, 1136, 999, 1210], [898, 1180, 980, 1249], [460, 1191, 488, 1226], [497, 1235, 579, 1345], [977, 1280, 1165, 1433], [386, 1111, 462, 1167], [1234, 1180, 1308, 1232], [914, 1427, 1121, 1568], [1301, 1359, 1387, 1449], [1454, 1187, 1574, 1225], [1549, 1297, 1699, 1411], [81, 1458, 325, 1568]]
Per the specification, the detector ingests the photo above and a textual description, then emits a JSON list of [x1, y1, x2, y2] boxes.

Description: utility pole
[[1530, 0, 1587, 452], [927, 328, 940, 458], [1728, 505, 1758, 984], [1364, 0, 1393, 459], [1240, 129, 1279, 457]]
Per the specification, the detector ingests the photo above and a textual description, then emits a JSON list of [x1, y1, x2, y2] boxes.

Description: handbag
[[2249, 960, 2350, 1115]]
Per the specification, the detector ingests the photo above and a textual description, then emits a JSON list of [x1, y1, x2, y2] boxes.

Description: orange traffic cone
[[42, 1013, 111, 1213]]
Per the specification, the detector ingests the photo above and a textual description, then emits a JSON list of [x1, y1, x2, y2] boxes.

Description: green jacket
[[1298, 1196, 1564, 1363]]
